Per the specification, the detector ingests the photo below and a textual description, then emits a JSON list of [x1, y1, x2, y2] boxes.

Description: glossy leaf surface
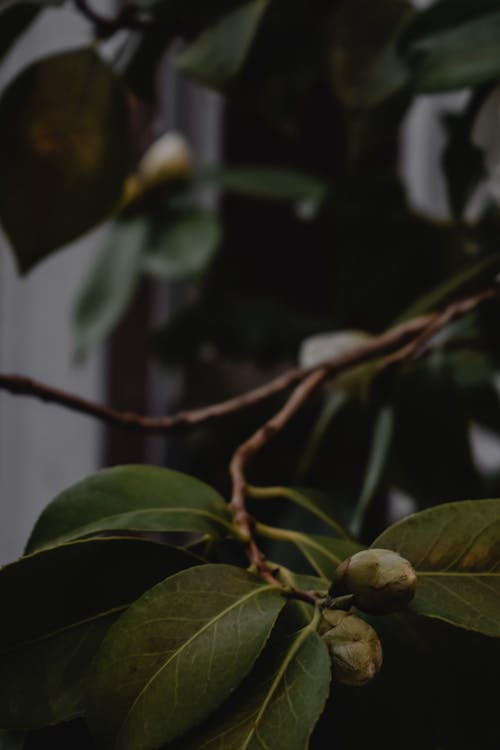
[[0, 538, 198, 728], [178, 626, 330, 750], [87, 564, 286, 749], [374, 499, 500, 636], [27, 465, 232, 552]]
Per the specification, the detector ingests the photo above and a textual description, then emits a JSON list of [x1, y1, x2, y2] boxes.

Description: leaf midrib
[[1, 604, 126, 656], [37, 507, 234, 549], [240, 626, 313, 750], [117, 581, 280, 745]]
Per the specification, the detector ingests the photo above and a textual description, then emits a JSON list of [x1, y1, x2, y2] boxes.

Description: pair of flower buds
[[322, 549, 417, 686]]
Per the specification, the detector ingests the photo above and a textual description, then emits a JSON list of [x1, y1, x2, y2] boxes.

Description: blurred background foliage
[[2, 1, 500, 747]]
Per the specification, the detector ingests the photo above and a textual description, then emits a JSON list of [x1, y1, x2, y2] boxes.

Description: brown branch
[[382, 287, 498, 368], [228, 285, 499, 593], [0, 314, 435, 433], [0, 287, 496, 438]]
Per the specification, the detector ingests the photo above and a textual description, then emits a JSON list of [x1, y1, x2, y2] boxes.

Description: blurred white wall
[[0, 7, 105, 565]]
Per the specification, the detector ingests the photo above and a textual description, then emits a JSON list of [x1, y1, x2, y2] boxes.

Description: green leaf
[[176, 0, 269, 89], [142, 210, 221, 279], [177, 625, 330, 750], [258, 526, 363, 580], [27, 465, 233, 552], [0, 48, 132, 272], [329, 0, 414, 109], [201, 166, 327, 203], [74, 216, 147, 357], [402, 0, 500, 43], [408, 11, 500, 92], [0, 537, 198, 729], [396, 254, 500, 322], [248, 484, 349, 538], [374, 499, 500, 637], [87, 564, 286, 748], [292, 534, 364, 580], [350, 405, 394, 537]]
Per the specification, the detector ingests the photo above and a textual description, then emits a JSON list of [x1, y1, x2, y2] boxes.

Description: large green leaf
[[27, 465, 233, 552], [176, 0, 269, 89], [407, 10, 500, 92], [142, 210, 221, 279], [0, 48, 132, 272], [374, 499, 500, 637], [177, 625, 330, 750], [87, 564, 286, 748], [0, 537, 198, 729], [74, 216, 147, 357]]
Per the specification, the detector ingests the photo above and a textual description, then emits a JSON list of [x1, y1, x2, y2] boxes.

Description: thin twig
[[228, 286, 499, 591], [0, 314, 435, 433], [0, 288, 495, 437], [382, 287, 497, 368]]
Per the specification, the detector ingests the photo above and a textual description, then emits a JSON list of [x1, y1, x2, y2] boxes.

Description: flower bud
[[322, 610, 382, 687], [139, 131, 193, 186], [329, 548, 417, 614]]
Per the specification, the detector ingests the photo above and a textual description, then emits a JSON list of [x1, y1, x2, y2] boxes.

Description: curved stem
[[247, 484, 348, 539]]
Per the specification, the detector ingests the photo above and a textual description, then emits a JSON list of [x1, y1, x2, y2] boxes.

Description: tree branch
[[0, 313, 435, 433], [0, 288, 496, 439], [228, 286, 499, 588]]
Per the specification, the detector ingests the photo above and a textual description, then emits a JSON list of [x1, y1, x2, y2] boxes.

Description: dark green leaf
[[350, 405, 394, 537], [292, 534, 364, 580], [74, 216, 147, 357], [396, 253, 500, 322], [176, 0, 269, 89], [0, 48, 132, 272], [260, 528, 363, 580], [27, 465, 233, 552], [276, 570, 328, 626], [408, 11, 500, 92], [0, 538, 198, 729], [178, 625, 330, 750], [329, 0, 414, 109], [87, 564, 286, 748], [374, 499, 500, 636], [142, 210, 221, 279], [0, 730, 25, 750], [296, 390, 349, 481], [200, 166, 327, 203], [248, 484, 349, 538], [402, 0, 500, 44]]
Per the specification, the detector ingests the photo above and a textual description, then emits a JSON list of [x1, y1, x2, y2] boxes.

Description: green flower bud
[[322, 610, 383, 687], [329, 548, 417, 614]]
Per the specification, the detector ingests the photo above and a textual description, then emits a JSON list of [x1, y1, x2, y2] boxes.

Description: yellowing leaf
[[0, 48, 132, 271]]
